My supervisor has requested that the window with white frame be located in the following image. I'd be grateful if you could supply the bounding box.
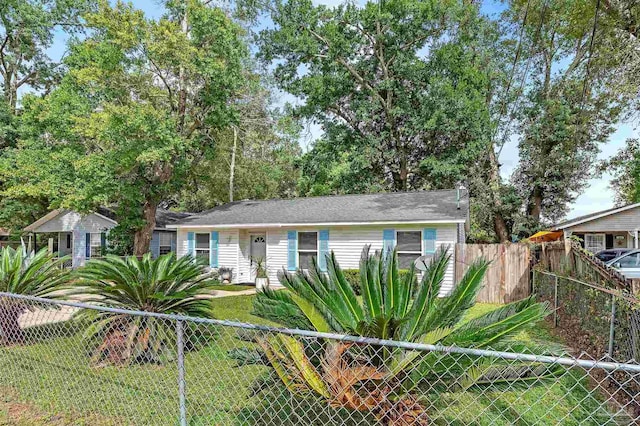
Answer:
[89,233,102,258]
[159,232,173,255]
[298,231,318,270]
[584,234,605,254]
[195,233,209,261]
[397,231,422,269]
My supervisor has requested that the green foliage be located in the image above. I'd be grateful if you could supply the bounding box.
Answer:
[341,268,414,296]
[71,253,218,364]
[0,247,71,295]
[260,0,493,193]
[1,0,249,248]
[599,138,640,205]
[251,246,555,420]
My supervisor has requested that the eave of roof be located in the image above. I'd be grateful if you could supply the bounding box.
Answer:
[166,218,467,229]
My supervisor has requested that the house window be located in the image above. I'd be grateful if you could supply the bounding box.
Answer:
[195,233,210,261]
[66,234,71,249]
[584,234,605,254]
[159,232,172,255]
[298,231,318,270]
[90,233,102,258]
[397,231,422,269]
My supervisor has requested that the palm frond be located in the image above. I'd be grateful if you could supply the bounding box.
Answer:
[359,245,383,321]
[445,296,552,348]
[426,257,489,330]
[398,246,450,341]
[252,287,311,329]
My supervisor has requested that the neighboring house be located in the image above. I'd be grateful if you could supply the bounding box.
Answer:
[554,203,640,253]
[168,190,469,295]
[23,208,191,267]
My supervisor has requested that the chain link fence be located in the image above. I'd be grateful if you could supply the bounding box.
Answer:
[534,269,640,420]
[1,291,640,425]
[534,269,640,363]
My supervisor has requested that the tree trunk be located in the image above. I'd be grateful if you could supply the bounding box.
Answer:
[229,126,237,202]
[177,1,188,132]
[0,298,25,344]
[133,201,158,256]
[487,146,510,243]
[527,185,544,221]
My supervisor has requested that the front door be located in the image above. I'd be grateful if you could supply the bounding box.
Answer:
[250,234,267,281]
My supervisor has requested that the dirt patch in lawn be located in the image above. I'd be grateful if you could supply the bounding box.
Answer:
[0,388,118,426]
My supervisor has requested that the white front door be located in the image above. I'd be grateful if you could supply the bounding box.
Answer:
[250,234,267,281]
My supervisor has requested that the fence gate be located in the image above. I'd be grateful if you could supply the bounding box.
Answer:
[455,243,530,303]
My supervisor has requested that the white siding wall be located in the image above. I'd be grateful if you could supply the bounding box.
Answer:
[219,230,239,283]
[176,223,459,294]
[176,229,240,283]
[33,210,115,233]
[565,206,640,233]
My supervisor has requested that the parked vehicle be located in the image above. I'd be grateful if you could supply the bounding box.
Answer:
[606,249,640,279]
[595,248,634,262]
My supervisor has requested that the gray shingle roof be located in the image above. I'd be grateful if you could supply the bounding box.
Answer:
[171,190,468,227]
[154,209,193,230]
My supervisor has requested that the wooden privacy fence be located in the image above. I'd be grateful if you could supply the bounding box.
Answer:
[455,243,531,304]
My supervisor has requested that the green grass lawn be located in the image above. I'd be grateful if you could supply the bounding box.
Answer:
[0,297,626,425]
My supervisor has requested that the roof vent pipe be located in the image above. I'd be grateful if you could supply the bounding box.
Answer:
[456,183,465,210]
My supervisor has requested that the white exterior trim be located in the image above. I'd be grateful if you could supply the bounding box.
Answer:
[554,203,640,230]
[24,209,64,232]
[167,219,466,229]
[93,212,118,225]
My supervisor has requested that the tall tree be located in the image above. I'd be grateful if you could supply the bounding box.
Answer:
[2,0,247,253]
[0,0,90,232]
[178,83,301,210]
[482,0,629,241]
[260,0,493,193]
[0,0,88,117]
[600,138,640,205]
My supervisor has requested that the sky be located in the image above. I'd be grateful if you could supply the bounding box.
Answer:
[42,0,637,221]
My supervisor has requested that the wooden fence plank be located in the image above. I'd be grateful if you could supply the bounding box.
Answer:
[455,243,530,304]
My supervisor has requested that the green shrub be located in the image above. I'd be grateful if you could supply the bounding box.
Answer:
[342,268,415,295]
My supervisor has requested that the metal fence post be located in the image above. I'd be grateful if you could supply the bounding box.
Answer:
[554,275,559,328]
[532,269,537,296]
[176,319,187,426]
[608,294,616,358]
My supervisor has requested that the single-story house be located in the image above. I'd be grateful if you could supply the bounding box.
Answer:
[24,208,191,267]
[167,190,469,295]
[554,203,640,253]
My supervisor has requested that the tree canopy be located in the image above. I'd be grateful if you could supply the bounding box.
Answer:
[0,0,639,244]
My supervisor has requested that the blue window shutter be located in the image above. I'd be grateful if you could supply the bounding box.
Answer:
[150,232,160,258]
[318,230,329,272]
[287,230,297,271]
[423,228,437,254]
[100,232,106,255]
[187,232,195,258]
[85,233,91,258]
[170,234,176,253]
[383,229,395,255]
[210,231,219,268]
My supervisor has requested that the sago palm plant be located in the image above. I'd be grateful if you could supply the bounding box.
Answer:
[252,246,555,425]
[72,253,217,365]
[0,247,72,344]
